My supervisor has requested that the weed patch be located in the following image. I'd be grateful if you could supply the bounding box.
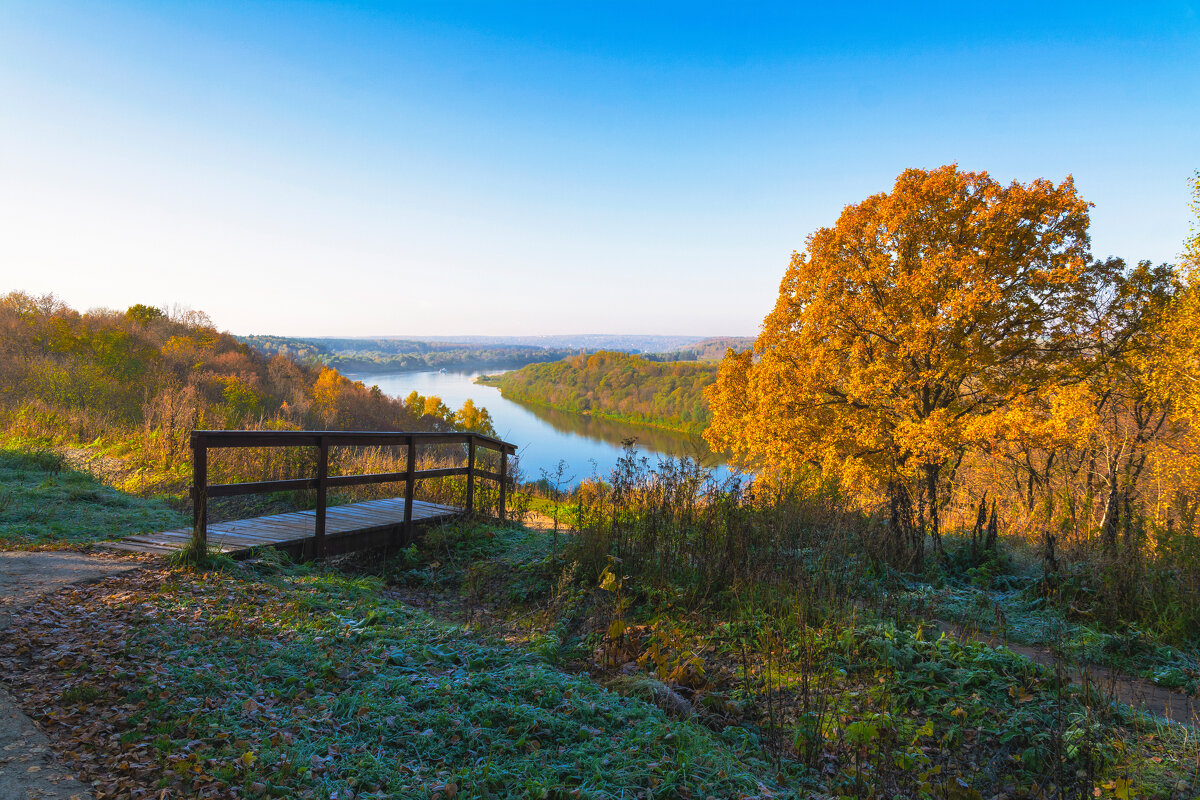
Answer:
[0,446,185,548]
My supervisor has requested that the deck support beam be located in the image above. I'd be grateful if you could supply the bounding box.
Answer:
[466,439,476,513]
[315,436,329,559]
[403,436,416,543]
[191,439,208,553]
[499,450,508,522]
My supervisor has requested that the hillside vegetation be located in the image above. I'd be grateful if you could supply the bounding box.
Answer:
[645,335,755,362]
[0,294,495,497]
[0,447,185,548]
[483,351,717,435]
[0,448,1195,798]
[239,334,583,374]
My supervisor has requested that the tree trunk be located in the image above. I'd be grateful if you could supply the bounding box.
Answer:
[970,493,988,560]
[1100,487,1121,550]
[924,463,942,557]
[888,480,923,570]
[985,501,998,553]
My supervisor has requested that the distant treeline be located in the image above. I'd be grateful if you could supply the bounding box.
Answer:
[0,295,494,494]
[392,334,710,352]
[238,334,583,373]
[643,336,755,362]
[482,351,719,435]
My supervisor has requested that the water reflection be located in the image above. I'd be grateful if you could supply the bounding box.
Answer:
[508,398,721,469]
[344,369,727,486]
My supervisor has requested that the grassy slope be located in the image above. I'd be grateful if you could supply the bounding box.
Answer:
[0,447,185,548]
[3,557,791,799]
[899,574,1200,697]
[0,455,1195,798]
[0,451,784,796]
[2,522,1187,799]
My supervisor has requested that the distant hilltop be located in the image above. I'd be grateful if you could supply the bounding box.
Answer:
[234,333,754,374]
[237,333,755,358]
[647,336,756,361]
[369,334,746,354]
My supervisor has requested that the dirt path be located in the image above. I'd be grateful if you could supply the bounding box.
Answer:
[519,510,565,534]
[0,551,140,800]
[932,618,1199,726]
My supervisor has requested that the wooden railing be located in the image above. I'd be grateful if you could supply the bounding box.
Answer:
[190,430,517,557]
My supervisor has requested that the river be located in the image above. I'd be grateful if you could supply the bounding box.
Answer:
[342,370,727,486]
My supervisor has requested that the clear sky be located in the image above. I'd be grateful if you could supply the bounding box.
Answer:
[1,2,1197,337]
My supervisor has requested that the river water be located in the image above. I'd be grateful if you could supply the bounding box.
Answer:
[343,370,727,486]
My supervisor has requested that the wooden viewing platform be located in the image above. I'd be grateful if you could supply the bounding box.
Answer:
[104,429,517,559]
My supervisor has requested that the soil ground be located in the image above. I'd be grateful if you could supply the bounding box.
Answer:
[931,617,1199,726]
[0,551,139,800]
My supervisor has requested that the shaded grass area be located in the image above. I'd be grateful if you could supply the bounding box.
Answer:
[0,558,793,799]
[0,518,1196,798]
[386,522,1200,798]
[896,542,1200,697]
[0,446,186,548]
[0,448,1196,798]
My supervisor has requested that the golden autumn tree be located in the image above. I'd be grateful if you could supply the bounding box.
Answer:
[979,257,1178,547]
[453,398,497,436]
[1163,171,1200,417]
[312,366,351,427]
[706,165,1102,563]
[1149,171,1200,525]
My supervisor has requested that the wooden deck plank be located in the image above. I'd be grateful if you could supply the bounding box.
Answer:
[234,517,316,533]
[212,521,311,539]
[106,497,465,558]
[334,503,401,516]
[219,515,318,531]
[98,541,181,554]
[100,540,242,555]
[125,533,272,549]
[327,512,388,528]
[193,523,303,541]
[127,530,192,541]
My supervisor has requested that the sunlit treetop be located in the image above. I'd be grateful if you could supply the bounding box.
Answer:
[706,164,1171,552]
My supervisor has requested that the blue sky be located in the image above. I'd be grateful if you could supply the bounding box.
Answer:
[1,1,1197,336]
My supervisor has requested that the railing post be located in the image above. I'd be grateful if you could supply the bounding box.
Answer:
[191,436,207,553]
[315,436,328,559]
[499,449,508,522]
[466,437,476,513]
[403,435,416,542]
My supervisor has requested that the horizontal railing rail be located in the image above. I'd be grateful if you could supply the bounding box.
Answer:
[190,429,515,558]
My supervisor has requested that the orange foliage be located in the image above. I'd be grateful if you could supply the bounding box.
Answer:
[706,164,1190,554]
[0,294,493,475]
